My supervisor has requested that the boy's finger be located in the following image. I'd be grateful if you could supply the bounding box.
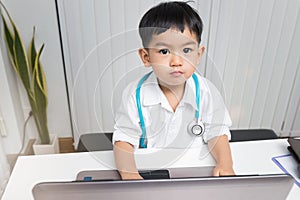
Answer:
[213,168,220,176]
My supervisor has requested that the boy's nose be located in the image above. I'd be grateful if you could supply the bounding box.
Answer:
[170,53,183,67]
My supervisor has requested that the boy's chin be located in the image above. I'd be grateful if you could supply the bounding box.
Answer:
[158,78,187,88]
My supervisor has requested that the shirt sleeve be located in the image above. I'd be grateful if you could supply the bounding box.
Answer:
[112,82,142,148]
[200,78,232,143]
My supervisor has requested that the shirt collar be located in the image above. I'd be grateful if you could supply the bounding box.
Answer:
[142,72,198,111]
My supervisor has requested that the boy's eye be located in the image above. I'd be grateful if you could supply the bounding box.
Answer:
[159,49,170,55]
[183,48,192,54]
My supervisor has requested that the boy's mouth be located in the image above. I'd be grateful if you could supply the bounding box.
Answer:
[170,71,183,77]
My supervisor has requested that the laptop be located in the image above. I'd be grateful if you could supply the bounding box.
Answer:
[288,138,300,178]
[32,168,294,200]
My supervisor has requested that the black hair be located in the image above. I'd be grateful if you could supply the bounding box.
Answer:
[138,1,203,47]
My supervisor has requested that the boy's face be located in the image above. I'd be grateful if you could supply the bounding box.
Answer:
[139,28,205,88]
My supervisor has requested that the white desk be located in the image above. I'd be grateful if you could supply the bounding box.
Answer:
[2,139,300,200]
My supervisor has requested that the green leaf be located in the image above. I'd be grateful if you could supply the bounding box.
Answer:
[1,1,30,91]
[1,13,17,71]
[28,27,36,75]
[33,44,47,112]
[13,23,31,92]
[33,45,49,144]
[33,44,47,99]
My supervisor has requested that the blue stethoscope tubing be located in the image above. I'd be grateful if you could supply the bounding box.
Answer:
[136,71,202,148]
[136,72,153,148]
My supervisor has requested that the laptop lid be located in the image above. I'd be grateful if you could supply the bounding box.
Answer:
[32,173,293,200]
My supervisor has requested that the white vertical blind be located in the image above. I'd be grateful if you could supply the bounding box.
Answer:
[206,0,300,136]
[58,0,300,145]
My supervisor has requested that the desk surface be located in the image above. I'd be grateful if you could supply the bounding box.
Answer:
[2,139,300,200]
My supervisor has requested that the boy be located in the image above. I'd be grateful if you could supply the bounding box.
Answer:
[113,1,235,180]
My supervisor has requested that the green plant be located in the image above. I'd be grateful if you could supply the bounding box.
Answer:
[0,1,50,144]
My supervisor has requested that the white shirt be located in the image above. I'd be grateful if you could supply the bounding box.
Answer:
[113,72,232,149]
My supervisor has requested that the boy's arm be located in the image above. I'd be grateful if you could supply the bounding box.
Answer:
[114,141,143,180]
[208,135,235,176]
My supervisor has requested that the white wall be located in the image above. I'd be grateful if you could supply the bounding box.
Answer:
[58,0,300,146]
[0,51,12,199]
[0,0,72,154]
[0,39,24,154]
[0,136,10,198]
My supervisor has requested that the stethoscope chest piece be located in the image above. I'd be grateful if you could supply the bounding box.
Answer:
[188,120,205,136]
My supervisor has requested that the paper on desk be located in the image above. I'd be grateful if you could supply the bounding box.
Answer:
[272,154,300,187]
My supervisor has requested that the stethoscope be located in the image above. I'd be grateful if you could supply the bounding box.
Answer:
[136,71,205,148]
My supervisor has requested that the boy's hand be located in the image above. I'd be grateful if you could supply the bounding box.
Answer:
[114,141,144,180]
[213,164,235,176]
[208,135,235,176]
[120,171,144,180]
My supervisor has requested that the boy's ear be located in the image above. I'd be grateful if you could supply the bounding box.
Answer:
[197,45,206,65]
[138,48,151,67]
